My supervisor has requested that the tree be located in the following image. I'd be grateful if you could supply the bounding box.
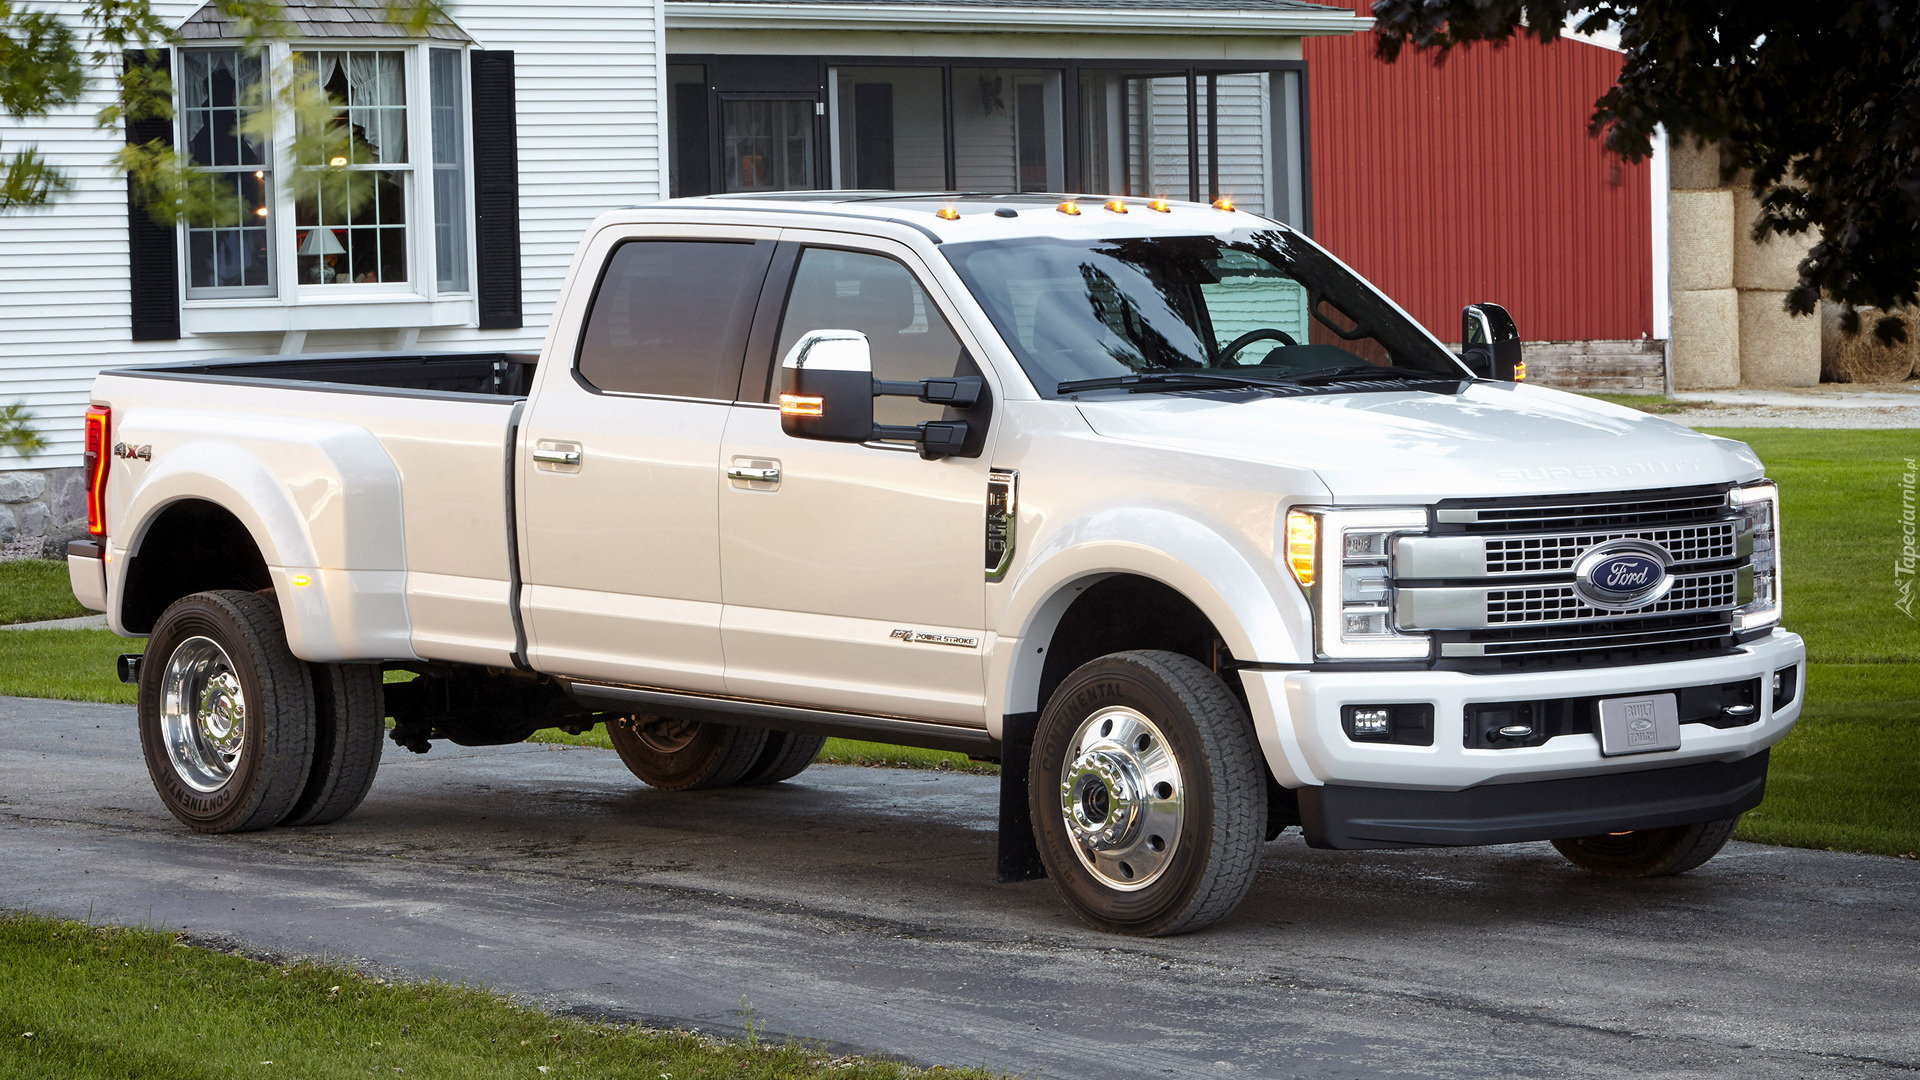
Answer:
[0,402,44,457]
[2,0,442,223]
[1369,1,1920,341]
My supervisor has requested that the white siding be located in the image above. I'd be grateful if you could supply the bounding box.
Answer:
[0,0,662,470]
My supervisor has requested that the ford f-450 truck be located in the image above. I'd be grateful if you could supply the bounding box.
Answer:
[71,193,1803,935]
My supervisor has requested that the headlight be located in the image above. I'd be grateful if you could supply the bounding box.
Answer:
[1731,480,1782,631]
[1285,506,1430,659]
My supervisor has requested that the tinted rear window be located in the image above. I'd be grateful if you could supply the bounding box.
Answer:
[576,240,769,399]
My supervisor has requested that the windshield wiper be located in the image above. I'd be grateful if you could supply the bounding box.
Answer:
[1276,363,1465,385]
[1055,370,1290,395]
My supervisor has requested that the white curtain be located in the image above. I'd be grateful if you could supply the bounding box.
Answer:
[309,51,408,165]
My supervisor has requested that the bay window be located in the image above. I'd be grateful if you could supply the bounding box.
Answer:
[178,41,473,306]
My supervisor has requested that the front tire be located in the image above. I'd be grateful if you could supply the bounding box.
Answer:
[1551,816,1741,878]
[605,714,769,791]
[137,590,315,834]
[1029,650,1265,936]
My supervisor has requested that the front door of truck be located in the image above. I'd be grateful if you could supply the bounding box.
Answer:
[718,236,997,725]
[519,227,775,692]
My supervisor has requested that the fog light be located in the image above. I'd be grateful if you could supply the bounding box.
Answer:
[1341,704,1435,746]
[1349,707,1391,739]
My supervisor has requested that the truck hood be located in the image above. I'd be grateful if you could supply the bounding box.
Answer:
[1074,382,1764,502]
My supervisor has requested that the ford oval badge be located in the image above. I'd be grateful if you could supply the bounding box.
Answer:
[1571,540,1674,611]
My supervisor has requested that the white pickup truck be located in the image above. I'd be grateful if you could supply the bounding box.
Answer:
[71,192,1804,935]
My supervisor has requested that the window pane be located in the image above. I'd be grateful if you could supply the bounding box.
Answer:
[430,48,468,292]
[186,170,272,292]
[830,67,945,191]
[775,248,964,425]
[576,241,766,399]
[722,100,814,192]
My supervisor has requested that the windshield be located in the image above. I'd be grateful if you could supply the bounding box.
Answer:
[942,229,1466,395]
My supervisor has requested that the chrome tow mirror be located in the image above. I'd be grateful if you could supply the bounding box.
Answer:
[779,328,986,459]
[1460,302,1525,381]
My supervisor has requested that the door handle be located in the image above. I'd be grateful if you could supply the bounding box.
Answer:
[533,448,581,466]
[726,465,781,483]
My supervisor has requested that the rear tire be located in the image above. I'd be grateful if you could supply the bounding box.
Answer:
[605,714,768,791]
[1029,650,1264,936]
[736,731,826,785]
[137,590,315,834]
[283,662,384,827]
[1551,815,1741,878]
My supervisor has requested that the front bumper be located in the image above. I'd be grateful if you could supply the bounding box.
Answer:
[1298,749,1770,849]
[1241,628,1805,791]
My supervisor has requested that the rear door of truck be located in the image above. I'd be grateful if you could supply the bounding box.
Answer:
[516,223,777,692]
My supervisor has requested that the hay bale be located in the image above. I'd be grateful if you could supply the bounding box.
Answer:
[1669,138,1727,191]
[1821,305,1917,383]
[1670,288,1741,389]
[1738,292,1821,386]
[1669,191,1735,291]
[1733,189,1813,292]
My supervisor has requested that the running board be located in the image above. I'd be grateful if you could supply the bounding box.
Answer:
[561,680,999,758]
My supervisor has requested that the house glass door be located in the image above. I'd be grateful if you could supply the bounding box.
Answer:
[722,96,818,192]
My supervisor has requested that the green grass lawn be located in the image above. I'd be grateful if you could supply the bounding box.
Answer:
[0,912,989,1080]
[1,428,1911,854]
[1700,428,1919,857]
[0,559,91,625]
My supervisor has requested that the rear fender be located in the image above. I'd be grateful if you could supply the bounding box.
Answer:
[113,411,414,662]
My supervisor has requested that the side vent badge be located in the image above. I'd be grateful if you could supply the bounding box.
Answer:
[986,469,1018,581]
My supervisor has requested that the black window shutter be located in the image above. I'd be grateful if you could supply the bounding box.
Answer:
[470,50,522,331]
[126,49,179,342]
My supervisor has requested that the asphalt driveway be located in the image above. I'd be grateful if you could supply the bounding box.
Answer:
[2,695,1915,1079]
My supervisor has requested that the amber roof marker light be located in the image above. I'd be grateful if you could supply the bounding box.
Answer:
[1056,200,1081,216]
[935,206,960,221]
[1211,196,1235,212]
[1147,199,1172,213]
[1104,199,1128,213]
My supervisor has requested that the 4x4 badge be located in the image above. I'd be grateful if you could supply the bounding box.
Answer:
[112,442,151,461]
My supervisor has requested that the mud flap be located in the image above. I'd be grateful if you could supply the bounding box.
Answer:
[996,711,1047,883]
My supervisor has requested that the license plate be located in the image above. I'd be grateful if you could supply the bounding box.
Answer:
[1597,693,1680,756]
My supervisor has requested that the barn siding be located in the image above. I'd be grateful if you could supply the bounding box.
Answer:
[0,0,662,471]
[1303,5,1652,344]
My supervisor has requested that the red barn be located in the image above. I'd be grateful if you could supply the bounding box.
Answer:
[1304,6,1665,389]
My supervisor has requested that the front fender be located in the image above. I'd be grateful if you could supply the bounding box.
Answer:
[112,409,414,662]
[989,506,1317,787]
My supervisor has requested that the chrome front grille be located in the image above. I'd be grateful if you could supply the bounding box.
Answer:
[1484,522,1738,575]
[1404,484,1748,668]
[1485,570,1740,624]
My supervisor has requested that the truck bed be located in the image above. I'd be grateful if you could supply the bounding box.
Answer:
[105,351,540,399]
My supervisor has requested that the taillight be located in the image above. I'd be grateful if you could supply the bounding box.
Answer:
[84,405,110,537]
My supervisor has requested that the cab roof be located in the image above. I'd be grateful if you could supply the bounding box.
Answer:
[624,191,1283,244]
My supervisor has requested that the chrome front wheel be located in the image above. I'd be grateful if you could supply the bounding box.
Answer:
[1059,707,1184,891]
[158,636,248,793]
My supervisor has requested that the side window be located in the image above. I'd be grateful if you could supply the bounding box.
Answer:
[774,248,965,426]
[577,240,768,399]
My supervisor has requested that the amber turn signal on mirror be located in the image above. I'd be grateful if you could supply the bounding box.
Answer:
[778,394,824,417]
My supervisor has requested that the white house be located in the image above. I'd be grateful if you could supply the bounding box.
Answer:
[0,0,1364,543]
